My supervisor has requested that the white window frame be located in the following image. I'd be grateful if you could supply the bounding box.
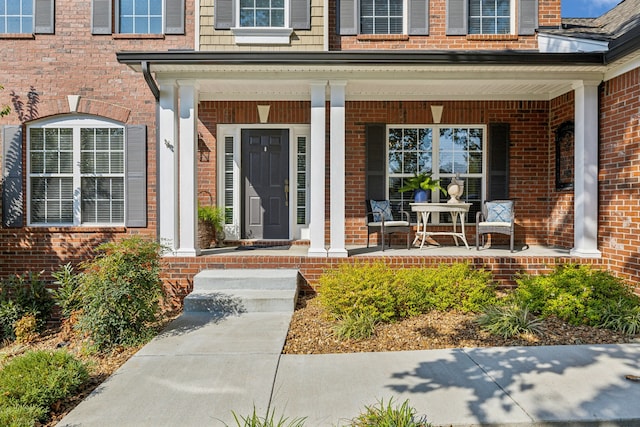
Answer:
[231,0,293,44]
[217,124,310,240]
[359,0,407,35]
[115,0,164,34]
[27,116,126,227]
[0,0,33,34]
[386,124,486,224]
[468,0,515,35]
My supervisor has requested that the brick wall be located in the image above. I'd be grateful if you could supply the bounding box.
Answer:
[599,68,640,288]
[330,0,561,50]
[0,0,195,279]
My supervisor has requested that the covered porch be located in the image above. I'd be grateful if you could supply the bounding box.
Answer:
[117,51,606,260]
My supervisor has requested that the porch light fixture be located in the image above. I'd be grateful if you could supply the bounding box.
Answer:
[430,105,443,124]
[257,104,270,123]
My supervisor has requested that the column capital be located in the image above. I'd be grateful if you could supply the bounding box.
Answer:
[572,79,602,90]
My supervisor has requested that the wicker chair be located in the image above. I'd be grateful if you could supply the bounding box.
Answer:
[366,200,411,251]
[476,200,515,252]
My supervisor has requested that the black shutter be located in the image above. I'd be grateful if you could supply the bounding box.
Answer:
[488,123,510,201]
[165,0,185,34]
[2,126,24,228]
[365,123,386,201]
[34,0,54,34]
[446,0,467,35]
[338,0,357,35]
[518,0,538,35]
[215,0,234,29]
[291,0,310,29]
[125,125,147,227]
[408,0,428,35]
[92,0,112,34]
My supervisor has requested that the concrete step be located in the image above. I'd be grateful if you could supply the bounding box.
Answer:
[184,269,300,314]
[192,269,299,291]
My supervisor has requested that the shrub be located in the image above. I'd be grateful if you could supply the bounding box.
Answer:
[333,311,379,340]
[319,262,399,322]
[513,264,640,326]
[476,305,543,338]
[14,314,38,344]
[50,263,82,319]
[75,236,165,351]
[0,350,88,421]
[0,272,53,341]
[395,264,496,314]
[0,403,47,427]
[347,398,430,427]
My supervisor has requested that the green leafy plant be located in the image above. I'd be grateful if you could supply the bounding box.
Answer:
[398,172,447,195]
[75,236,165,351]
[476,305,543,338]
[0,350,88,422]
[333,311,379,340]
[0,272,53,341]
[513,264,640,326]
[0,402,47,427]
[13,314,38,344]
[599,300,640,335]
[51,262,82,319]
[346,398,430,427]
[198,205,226,234]
[227,407,307,427]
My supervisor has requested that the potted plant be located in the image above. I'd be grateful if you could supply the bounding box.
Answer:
[398,172,447,202]
[198,205,226,248]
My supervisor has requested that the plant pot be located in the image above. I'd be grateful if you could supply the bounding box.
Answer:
[198,219,215,249]
[414,189,430,203]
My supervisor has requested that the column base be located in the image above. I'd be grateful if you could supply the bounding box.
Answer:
[307,247,328,258]
[175,248,200,257]
[570,247,602,258]
[328,248,348,258]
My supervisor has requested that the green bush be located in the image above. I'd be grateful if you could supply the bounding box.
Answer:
[513,264,640,326]
[50,263,82,319]
[75,236,164,351]
[0,350,88,421]
[319,262,399,322]
[0,272,53,341]
[476,305,543,338]
[346,398,430,427]
[319,262,496,328]
[395,264,496,314]
[0,402,46,427]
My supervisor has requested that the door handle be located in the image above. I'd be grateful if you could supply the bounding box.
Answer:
[284,179,289,207]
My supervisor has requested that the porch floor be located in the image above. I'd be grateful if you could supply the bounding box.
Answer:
[201,243,572,258]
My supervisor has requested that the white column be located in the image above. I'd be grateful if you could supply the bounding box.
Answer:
[308,82,328,257]
[158,81,179,254]
[177,80,199,257]
[571,80,601,258]
[328,81,348,257]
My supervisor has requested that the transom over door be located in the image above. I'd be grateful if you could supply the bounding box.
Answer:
[241,129,290,239]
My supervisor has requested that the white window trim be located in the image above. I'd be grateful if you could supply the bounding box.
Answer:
[115,0,165,34]
[468,0,516,35]
[358,0,408,35]
[386,124,486,224]
[27,116,126,227]
[231,0,292,44]
[217,124,310,240]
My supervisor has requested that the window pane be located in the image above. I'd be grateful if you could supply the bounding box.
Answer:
[255,10,269,26]
[271,9,284,27]
[134,0,149,14]
[120,0,134,14]
[149,17,162,33]
[59,152,73,174]
[31,152,44,173]
[96,128,110,151]
[361,0,403,34]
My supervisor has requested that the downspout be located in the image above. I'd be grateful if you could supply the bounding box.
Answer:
[142,61,160,101]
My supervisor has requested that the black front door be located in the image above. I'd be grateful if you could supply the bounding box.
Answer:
[241,129,290,239]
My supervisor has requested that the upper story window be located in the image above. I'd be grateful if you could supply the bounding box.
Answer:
[360,0,403,35]
[469,0,510,35]
[0,0,33,33]
[446,0,537,36]
[91,0,184,35]
[214,0,310,45]
[239,0,285,27]
[118,0,163,34]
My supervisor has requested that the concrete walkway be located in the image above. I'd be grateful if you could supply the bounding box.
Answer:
[59,311,640,427]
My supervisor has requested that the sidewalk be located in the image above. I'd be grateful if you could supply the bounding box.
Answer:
[59,311,640,426]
